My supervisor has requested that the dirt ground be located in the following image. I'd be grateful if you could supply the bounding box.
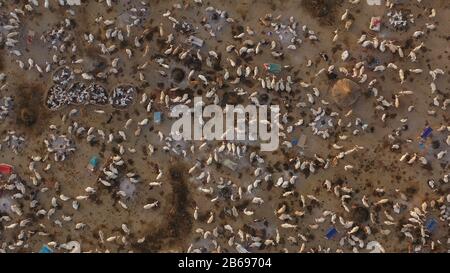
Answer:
[0,0,448,253]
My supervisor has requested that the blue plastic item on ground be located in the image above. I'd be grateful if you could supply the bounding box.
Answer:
[154,112,162,124]
[418,141,425,150]
[291,139,298,146]
[263,63,282,74]
[420,126,432,139]
[425,218,437,233]
[325,227,338,239]
[39,245,53,253]
[87,156,99,172]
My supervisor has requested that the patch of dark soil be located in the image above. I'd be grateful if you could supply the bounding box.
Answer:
[220,91,244,106]
[133,162,192,252]
[171,68,185,83]
[243,222,267,239]
[301,0,343,26]
[218,186,232,200]
[183,54,202,71]
[15,83,51,136]
[0,53,4,71]
[431,140,440,149]
[258,93,271,105]
[352,206,370,224]
[405,186,417,199]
